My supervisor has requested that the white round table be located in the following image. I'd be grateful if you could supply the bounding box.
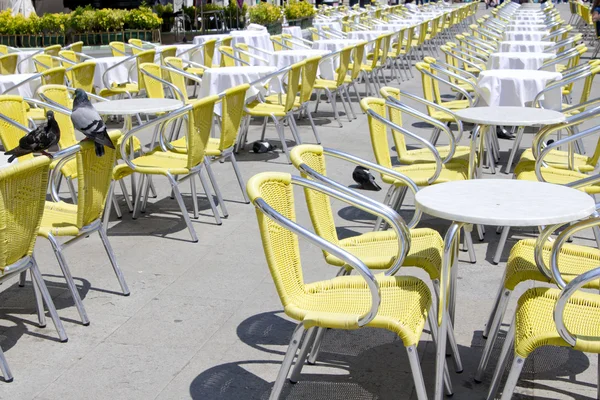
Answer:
[487,52,554,70]
[0,73,40,97]
[503,31,548,41]
[506,24,549,31]
[416,178,596,400]
[272,49,334,80]
[499,40,554,53]
[312,39,362,53]
[476,69,562,108]
[313,20,342,33]
[230,31,274,65]
[14,50,38,73]
[283,26,302,39]
[94,56,136,91]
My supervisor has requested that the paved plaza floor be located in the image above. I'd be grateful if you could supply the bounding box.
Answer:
[1,3,599,399]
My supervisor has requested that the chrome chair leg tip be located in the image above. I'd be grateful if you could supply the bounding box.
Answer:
[455,369,463,374]
[3,377,14,383]
[122,292,131,297]
[474,378,482,384]
[38,324,46,328]
[60,338,68,343]
[83,321,90,327]
[192,239,199,243]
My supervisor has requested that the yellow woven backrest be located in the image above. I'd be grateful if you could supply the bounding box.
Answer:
[37,85,77,149]
[186,95,219,169]
[300,56,321,104]
[41,67,66,86]
[415,62,438,115]
[284,61,304,112]
[219,84,249,151]
[235,43,250,65]
[404,26,415,52]
[44,44,61,58]
[128,39,143,55]
[350,42,366,80]
[202,39,217,67]
[271,35,284,51]
[220,37,233,47]
[289,145,340,251]
[578,64,600,106]
[59,50,78,64]
[76,131,120,227]
[379,34,392,66]
[69,61,96,93]
[247,171,305,308]
[308,28,319,42]
[135,50,156,92]
[70,41,83,53]
[219,46,236,67]
[368,37,382,70]
[379,86,407,158]
[140,63,165,99]
[0,45,8,55]
[417,21,428,44]
[164,57,188,102]
[0,96,32,162]
[110,41,126,57]
[33,54,53,72]
[336,46,353,87]
[0,156,50,271]
[360,97,392,169]
[160,46,177,65]
[0,53,17,75]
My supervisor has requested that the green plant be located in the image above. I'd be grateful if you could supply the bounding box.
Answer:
[154,3,174,18]
[249,2,282,26]
[224,2,247,28]
[96,8,125,31]
[284,0,316,20]
[124,6,162,30]
[39,13,67,33]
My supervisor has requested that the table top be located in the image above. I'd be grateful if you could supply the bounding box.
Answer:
[94,98,183,115]
[479,69,560,80]
[415,180,595,226]
[454,106,565,126]
[491,52,554,59]
[500,40,553,45]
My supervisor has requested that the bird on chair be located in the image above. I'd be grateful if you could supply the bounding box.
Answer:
[4,110,60,162]
[71,88,115,157]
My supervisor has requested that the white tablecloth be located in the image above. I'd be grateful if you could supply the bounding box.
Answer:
[0,73,40,98]
[512,16,546,21]
[506,24,549,31]
[487,52,555,70]
[14,50,38,73]
[499,40,554,53]
[477,69,562,109]
[509,19,547,25]
[503,31,548,41]
[93,56,136,91]
[314,20,343,34]
[230,31,274,66]
[283,26,302,39]
[272,49,334,80]
[199,66,278,110]
[312,39,362,54]
[193,33,230,66]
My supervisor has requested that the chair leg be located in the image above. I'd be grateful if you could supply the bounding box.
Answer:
[132,174,146,220]
[286,114,302,145]
[118,179,134,212]
[0,346,13,383]
[486,322,515,400]
[305,107,321,144]
[229,153,250,203]
[337,89,352,123]
[274,120,292,164]
[307,326,326,365]
[352,81,363,107]
[18,271,26,287]
[406,345,430,400]
[30,257,68,342]
[204,160,228,218]
[47,234,90,326]
[31,269,46,328]
[476,287,512,383]
[98,225,130,296]
[343,86,357,119]
[326,89,343,128]
[190,176,199,219]
[270,323,305,400]
[464,227,477,263]
[289,327,317,383]
[427,309,454,395]
[499,356,525,400]
[166,173,200,241]
[66,178,77,204]
[504,127,525,174]
[493,226,510,265]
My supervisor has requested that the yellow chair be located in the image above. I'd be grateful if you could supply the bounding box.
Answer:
[0,44,8,55]
[98,49,156,98]
[314,46,355,126]
[44,44,61,58]
[169,84,251,204]
[66,61,96,93]
[380,86,471,165]
[488,219,600,400]
[33,54,54,72]
[0,96,35,163]
[247,170,435,400]
[113,95,223,242]
[244,61,305,163]
[109,41,127,57]
[38,131,129,326]
[128,38,144,55]
[68,41,83,54]
[0,53,17,75]
[415,61,474,115]
[0,156,69,382]
[178,39,217,77]
[218,46,239,67]
[164,57,201,103]
[159,45,177,65]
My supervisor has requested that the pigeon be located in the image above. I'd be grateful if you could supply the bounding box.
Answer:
[70,88,115,157]
[352,166,382,191]
[5,111,60,163]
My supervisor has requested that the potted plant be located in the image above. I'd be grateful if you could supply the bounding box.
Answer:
[284,0,316,29]
[124,6,162,42]
[96,8,125,45]
[154,2,174,32]
[224,2,247,30]
[40,13,67,46]
[15,13,41,47]
[249,2,283,34]
[69,8,100,46]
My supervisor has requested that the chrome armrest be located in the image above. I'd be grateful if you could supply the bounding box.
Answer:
[16,49,43,73]
[162,64,203,86]
[366,107,443,185]
[1,71,43,95]
[234,47,269,65]
[49,145,82,202]
[220,48,250,66]
[420,65,476,106]
[139,67,186,103]
[64,87,108,103]
[102,53,137,90]
[532,69,590,108]
[252,180,380,327]
[180,59,211,71]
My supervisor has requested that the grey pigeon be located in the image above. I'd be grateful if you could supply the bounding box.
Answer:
[5,111,60,163]
[71,88,115,157]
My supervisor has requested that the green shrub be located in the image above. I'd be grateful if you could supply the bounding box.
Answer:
[249,2,282,26]
[284,0,315,20]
